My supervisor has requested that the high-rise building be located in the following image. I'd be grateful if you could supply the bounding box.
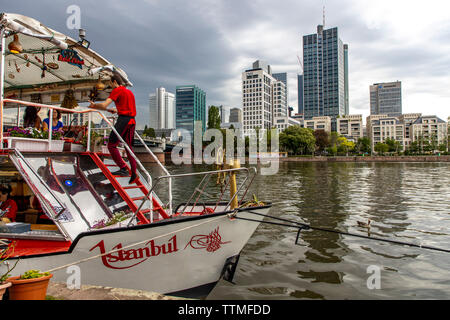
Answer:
[297,74,304,115]
[175,85,206,135]
[273,72,288,108]
[272,80,287,118]
[229,108,243,123]
[242,60,277,134]
[219,105,230,124]
[149,87,175,130]
[370,81,402,115]
[303,25,348,120]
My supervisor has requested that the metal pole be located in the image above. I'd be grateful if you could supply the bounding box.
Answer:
[0,28,6,149]
[48,108,53,151]
[87,112,92,151]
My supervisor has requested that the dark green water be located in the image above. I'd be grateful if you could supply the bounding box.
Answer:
[146,161,450,300]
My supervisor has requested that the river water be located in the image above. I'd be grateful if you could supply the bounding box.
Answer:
[145,161,450,300]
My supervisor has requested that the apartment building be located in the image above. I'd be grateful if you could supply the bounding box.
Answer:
[336,114,363,142]
[410,115,447,146]
[304,116,332,133]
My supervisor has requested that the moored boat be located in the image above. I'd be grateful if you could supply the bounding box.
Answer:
[0,13,270,298]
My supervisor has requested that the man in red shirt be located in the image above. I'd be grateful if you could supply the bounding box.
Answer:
[89,74,138,184]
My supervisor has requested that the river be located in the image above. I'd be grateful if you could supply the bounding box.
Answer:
[145,161,450,300]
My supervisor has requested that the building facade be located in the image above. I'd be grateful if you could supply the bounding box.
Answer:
[304,116,332,133]
[410,115,447,146]
[302,25,348,120]
[175,85,206,136]
[229,107,243,123]
[297,74,304,116]
[336,114,363,142]
[242,60,277,134]
[370,81,402,115]
[149,87,175,130]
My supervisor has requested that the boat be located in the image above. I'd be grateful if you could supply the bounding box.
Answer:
[0,13,271,298]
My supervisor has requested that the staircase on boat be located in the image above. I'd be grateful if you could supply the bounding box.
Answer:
[89,152,169,224]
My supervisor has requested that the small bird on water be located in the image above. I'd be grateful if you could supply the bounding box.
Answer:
[357,219,371,228]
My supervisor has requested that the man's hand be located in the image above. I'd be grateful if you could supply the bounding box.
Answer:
[88,100,96,109]
[108,107,117,114]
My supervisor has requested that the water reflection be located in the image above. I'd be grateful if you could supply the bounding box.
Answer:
[144,161,450,299]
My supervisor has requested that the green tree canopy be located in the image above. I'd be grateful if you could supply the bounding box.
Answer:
[280,126,316,155]
[207,106,221,130]
[313,130,330,153]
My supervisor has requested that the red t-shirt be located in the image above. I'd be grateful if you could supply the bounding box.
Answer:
[1,199,18,222]
[108,86,137,117]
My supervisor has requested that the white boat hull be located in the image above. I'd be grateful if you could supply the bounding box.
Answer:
[2,206,270,298]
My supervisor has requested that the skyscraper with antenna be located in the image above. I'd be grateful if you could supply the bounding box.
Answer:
[302,11,349,120]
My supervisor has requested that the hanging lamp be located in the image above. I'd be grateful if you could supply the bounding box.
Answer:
[8,34,23,54]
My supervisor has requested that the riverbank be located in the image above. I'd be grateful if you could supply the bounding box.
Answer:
[45,282,188,300]
[280,155,450,162]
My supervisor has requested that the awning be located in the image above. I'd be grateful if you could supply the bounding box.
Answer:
[0,13,132,105]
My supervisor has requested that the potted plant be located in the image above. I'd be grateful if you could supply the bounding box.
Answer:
[7,269,53,300]
[0,242,19,300]
[92,211,133,230]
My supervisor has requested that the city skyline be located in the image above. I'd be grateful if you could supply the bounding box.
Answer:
[2,0,449,128]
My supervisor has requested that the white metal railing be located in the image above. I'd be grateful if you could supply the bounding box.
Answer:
[1,98,172,217]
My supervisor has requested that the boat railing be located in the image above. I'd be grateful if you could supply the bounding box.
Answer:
[128,166,257,225]
[1,98,170,216]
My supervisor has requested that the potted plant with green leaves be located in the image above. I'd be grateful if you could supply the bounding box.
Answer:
[0,241,19,300]
[7,269,53,300]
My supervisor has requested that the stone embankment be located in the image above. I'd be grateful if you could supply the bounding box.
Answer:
[280,155,450,162]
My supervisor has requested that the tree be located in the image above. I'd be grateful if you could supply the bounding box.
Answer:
[280,126,316,155]
[143,127,155,138]
[337,136,355,156]
[356,137,371,154]
[374,142,389,155]
[385,138,402,154]
[313,130,330,153]
[207,106,221,130]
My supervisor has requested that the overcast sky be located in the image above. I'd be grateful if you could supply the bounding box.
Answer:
[3,0,450,128]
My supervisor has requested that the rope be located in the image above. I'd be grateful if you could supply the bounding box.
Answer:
[241,210,450,254]
[44,215,226,274]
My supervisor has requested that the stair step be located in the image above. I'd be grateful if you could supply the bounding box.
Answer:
[123,185,144,190]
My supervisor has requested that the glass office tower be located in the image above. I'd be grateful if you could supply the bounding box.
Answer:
[175,85,206,136]
[303,25,348,120]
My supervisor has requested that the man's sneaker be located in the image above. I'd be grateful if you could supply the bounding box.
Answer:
[129,172,138,184]
[111,167,129,177]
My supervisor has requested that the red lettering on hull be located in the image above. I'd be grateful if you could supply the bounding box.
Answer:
[90,236,178,270]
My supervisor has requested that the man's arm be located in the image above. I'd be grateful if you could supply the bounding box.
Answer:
[89,98,117,113]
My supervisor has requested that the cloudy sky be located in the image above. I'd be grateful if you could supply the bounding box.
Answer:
[3,0,450,128]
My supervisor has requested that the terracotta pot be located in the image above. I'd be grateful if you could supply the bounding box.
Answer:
[0,281,12,300]
[7,274,53,300]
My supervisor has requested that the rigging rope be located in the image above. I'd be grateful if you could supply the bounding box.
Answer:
[237,210,450,254]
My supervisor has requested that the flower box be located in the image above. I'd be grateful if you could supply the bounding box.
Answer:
[6,137,65,152]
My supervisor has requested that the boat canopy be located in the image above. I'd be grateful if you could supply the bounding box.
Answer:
[0,13,132,106]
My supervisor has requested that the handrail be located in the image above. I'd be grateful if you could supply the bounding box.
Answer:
[128,167,256,226]
[2,98,168,215]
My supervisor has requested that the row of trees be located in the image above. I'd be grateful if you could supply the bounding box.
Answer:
[279,126,371,156]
